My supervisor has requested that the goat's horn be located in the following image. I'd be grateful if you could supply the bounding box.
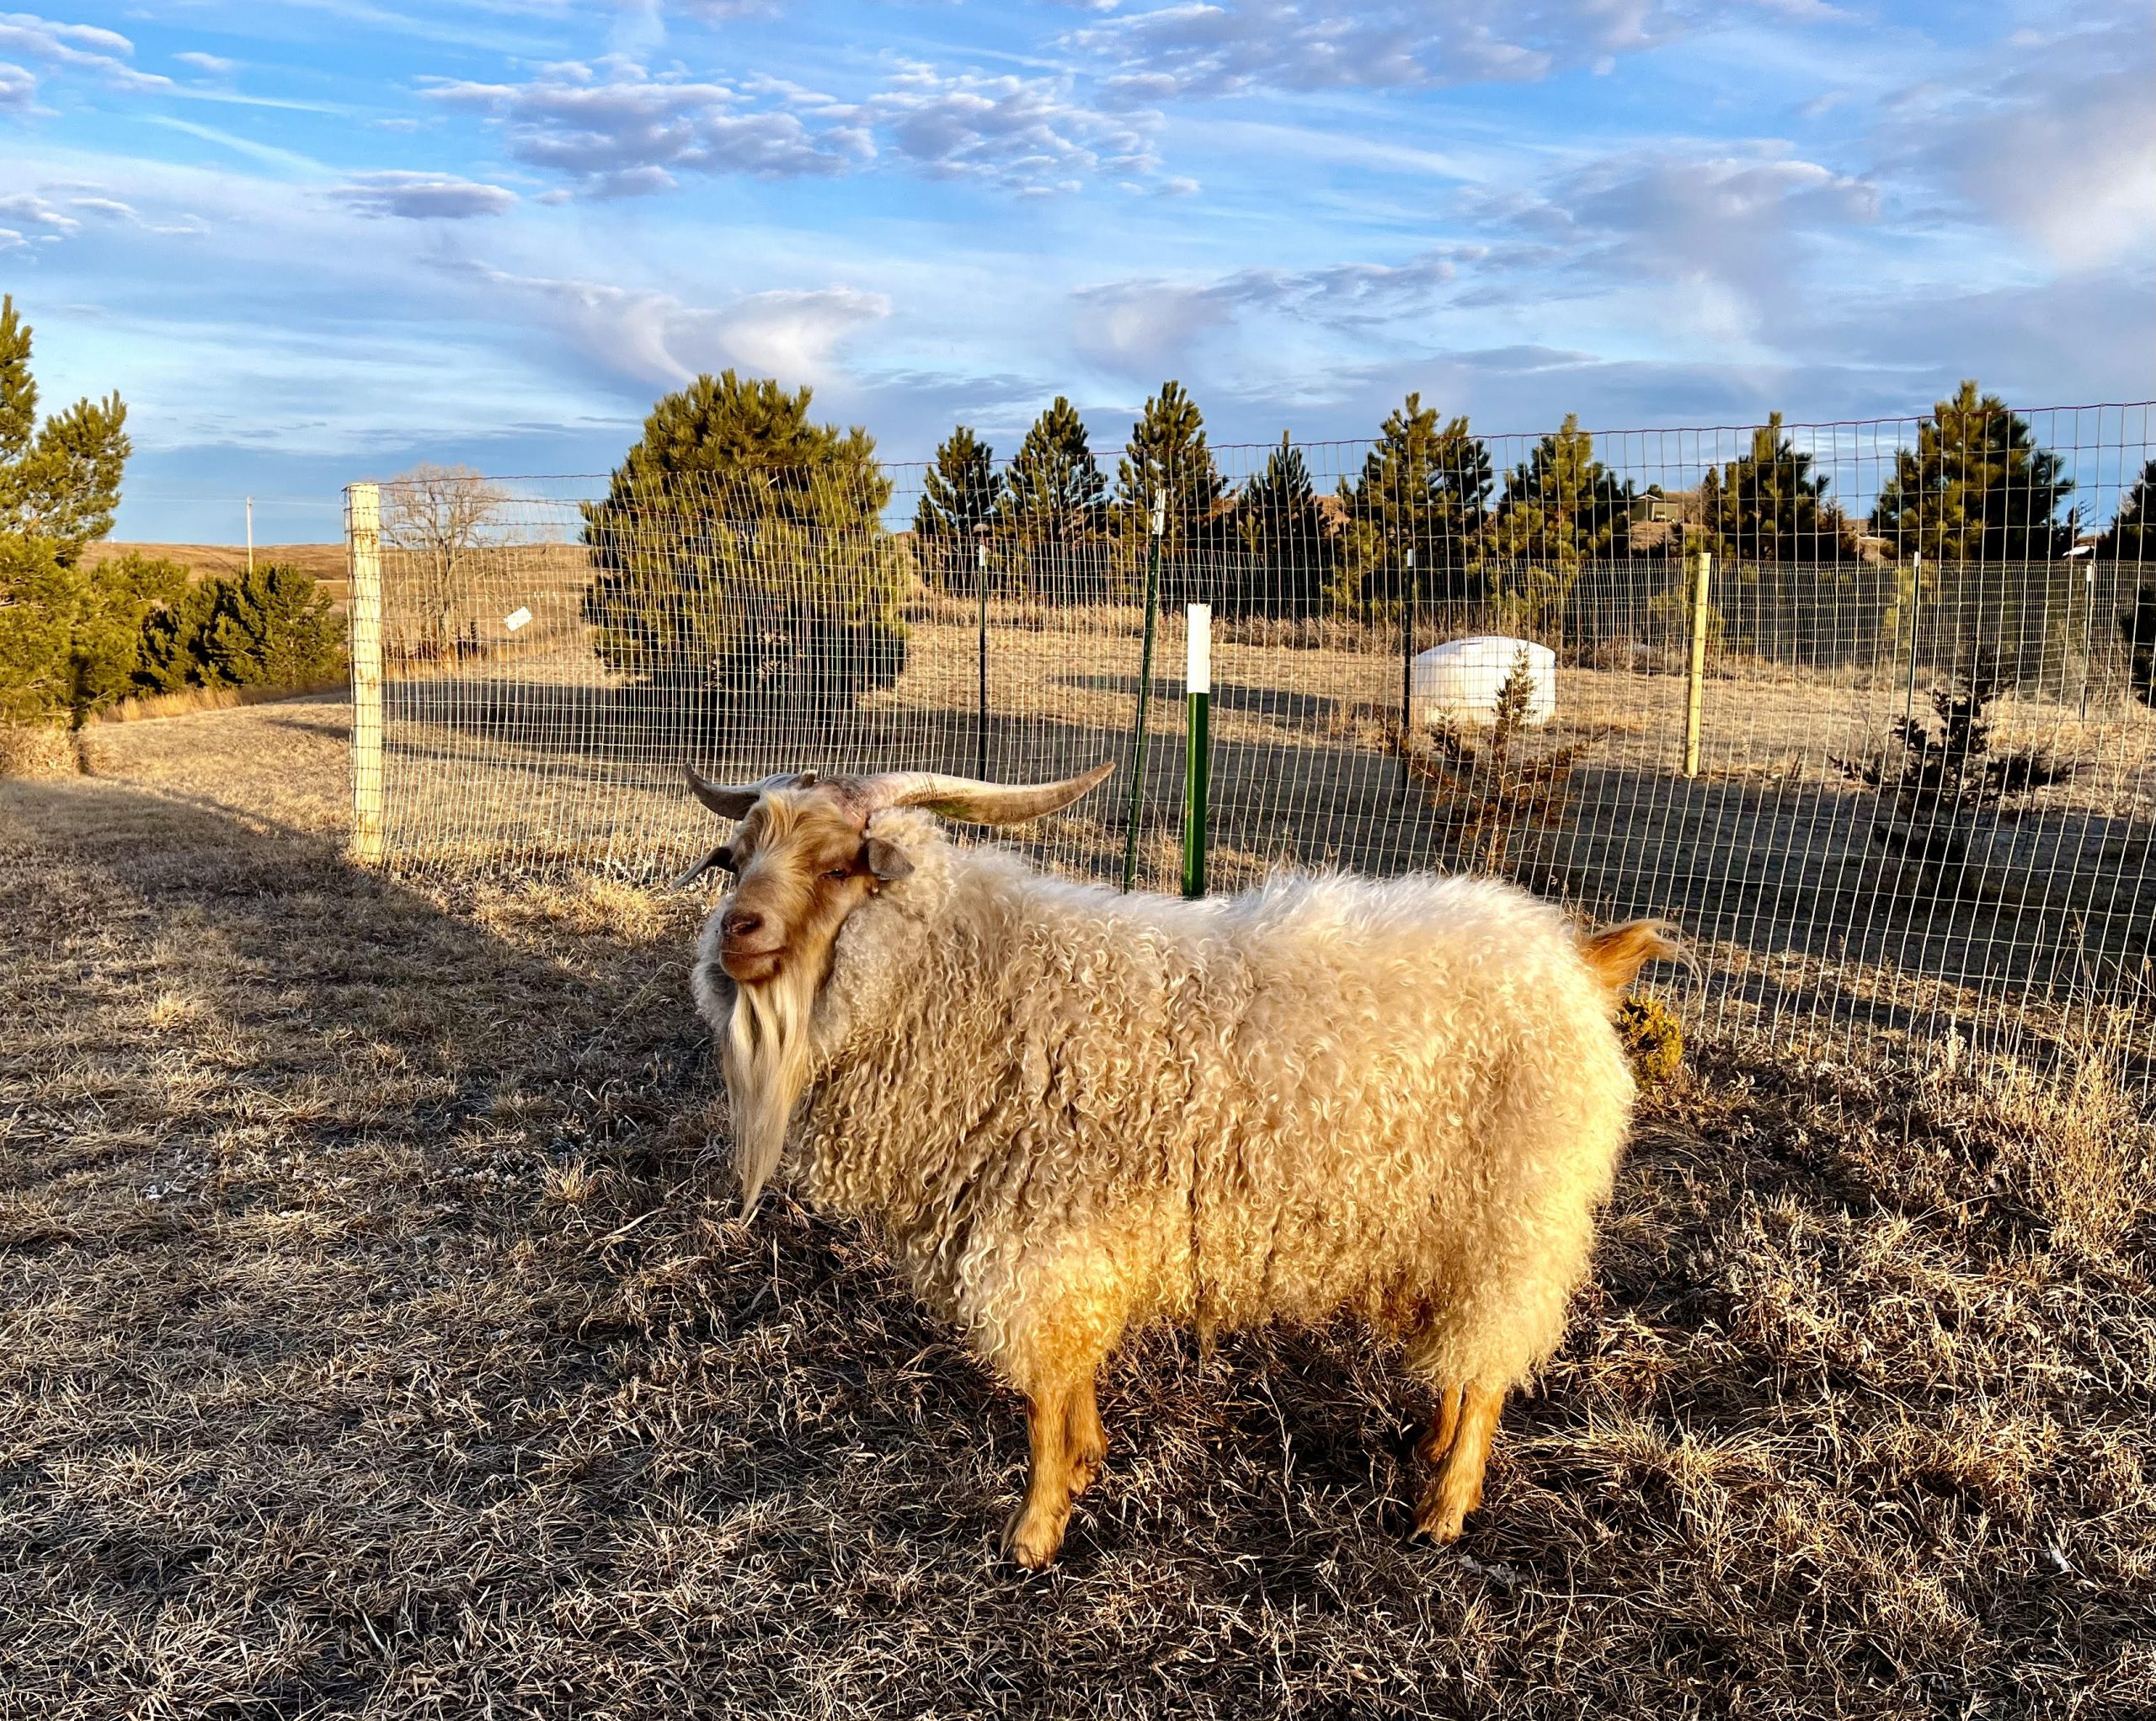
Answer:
[683,764,819,818]
[857,762,1114,826]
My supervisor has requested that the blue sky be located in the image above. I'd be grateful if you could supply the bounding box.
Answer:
[2,1,2150,540]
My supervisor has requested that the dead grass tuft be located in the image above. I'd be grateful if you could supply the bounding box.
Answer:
[1,699,2149,1718]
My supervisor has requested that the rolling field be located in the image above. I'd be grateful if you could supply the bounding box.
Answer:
[3,698,2152,1718]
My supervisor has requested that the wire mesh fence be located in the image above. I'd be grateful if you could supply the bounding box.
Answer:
[349,404,2156,1085]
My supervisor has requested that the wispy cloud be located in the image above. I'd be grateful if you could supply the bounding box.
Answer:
[450,260,891,387]
[1064,0,1688,102]
[424,52,1164,197]
[328,169,516,218]
[0,11,169,92]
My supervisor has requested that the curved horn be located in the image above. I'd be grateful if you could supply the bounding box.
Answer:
[857,761,1115,826]
[683,764,818,819]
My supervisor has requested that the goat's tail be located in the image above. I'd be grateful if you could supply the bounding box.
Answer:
[1576,918,1688,994]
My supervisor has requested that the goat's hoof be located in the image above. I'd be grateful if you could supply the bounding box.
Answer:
[1413,1495,1469,1545]
[1001,1503,1067,1570]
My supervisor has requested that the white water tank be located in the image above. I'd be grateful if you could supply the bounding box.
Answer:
[1412,635,1557,727]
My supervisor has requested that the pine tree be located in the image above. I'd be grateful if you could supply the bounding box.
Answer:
[1870,382,2073,564]
[913,426,1003,590]
[1231,434,1334,617]
[1704,412,1849,561]
[2095,456,2154,563]
[2121,581,2154,708]
[579,371,905,703]
[1488,414,1634,566]
[0,296,170,732]
[1337,394,1492,609]
[2106,458,2156,707]
[996,397,1107,542]
[1114,380,1225,554]
[0,294,131,563]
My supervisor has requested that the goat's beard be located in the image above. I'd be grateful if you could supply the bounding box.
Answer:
[721,961,819,1216]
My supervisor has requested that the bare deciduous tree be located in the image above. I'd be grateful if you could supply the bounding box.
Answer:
[382,463,508,658]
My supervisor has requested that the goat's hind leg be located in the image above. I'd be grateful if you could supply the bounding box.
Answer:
[1004,1377,1081,1571]
[1412,1379,1504,1544]
[1065,1373,1107,1496]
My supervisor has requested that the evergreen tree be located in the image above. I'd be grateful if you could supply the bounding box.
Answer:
[0,294,131,564]
[139,563,345,692]
[2103,457,2156,707]
[2095,456,2155,563]
[1114,380,1225,554]
[1,542,184,727]
[1870,382,2073,564]
[1487,414,1634,565]
[995,397,1107,542]
[1337,394,1492,609]
[1232,434,1334,617]
[2122,580,2155,709]
[0,297,173,731]
[913,425,1003,590]
[1703,412,1850,561]
[580,371,905,703]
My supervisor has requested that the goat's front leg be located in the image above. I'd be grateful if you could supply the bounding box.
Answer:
[1003,1378,1080,1570]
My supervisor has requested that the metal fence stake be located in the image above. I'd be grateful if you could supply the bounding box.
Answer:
[1400,548,1417,790]
[1184,602,1211,899]
[1122,492,1166,893]
[346,481,384,863]
[975,538,990,779]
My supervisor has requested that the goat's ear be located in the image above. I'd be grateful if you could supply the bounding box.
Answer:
[865,836,914,882]
[673,843,736,888]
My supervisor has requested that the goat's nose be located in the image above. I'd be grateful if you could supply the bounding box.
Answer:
[722,907,762,940]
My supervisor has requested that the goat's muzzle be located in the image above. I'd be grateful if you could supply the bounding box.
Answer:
[718,906,785,984]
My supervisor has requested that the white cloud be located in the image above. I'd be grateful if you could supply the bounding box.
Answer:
[1879,16,2155,270]
[454,261,890,387]
[0,11,169,92]
[1465,147,1878,336]
[424,54,1165,197]
[0,189,81,232]
[1065,1,1684,102]
[174,51,235,77]
[826,61,1161,190]
[1070,247,1486,376]
[424,58,856,195]
[0,57,33,109]
[328,170,518,218]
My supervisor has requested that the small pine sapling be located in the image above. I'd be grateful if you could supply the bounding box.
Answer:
[1401,646,1598,881]
[1834,649,2074,877]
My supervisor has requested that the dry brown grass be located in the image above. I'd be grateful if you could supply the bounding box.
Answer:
[2,700,2151,1718]
[94,681,350,726]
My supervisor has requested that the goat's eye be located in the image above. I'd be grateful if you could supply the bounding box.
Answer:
[825,866,851,881]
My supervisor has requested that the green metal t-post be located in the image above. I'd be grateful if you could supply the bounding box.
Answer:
[1183,602,1211,899]
[975,537,990,780]
[1121,491,1166,893]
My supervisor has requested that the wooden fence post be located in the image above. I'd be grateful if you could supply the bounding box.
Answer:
[1683,548,1712,779]
[347,481,384,863]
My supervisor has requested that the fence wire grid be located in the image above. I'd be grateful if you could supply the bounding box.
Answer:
[348,404,2156,1086]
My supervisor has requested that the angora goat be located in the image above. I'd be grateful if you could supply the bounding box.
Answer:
[680,762,1679,1569]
